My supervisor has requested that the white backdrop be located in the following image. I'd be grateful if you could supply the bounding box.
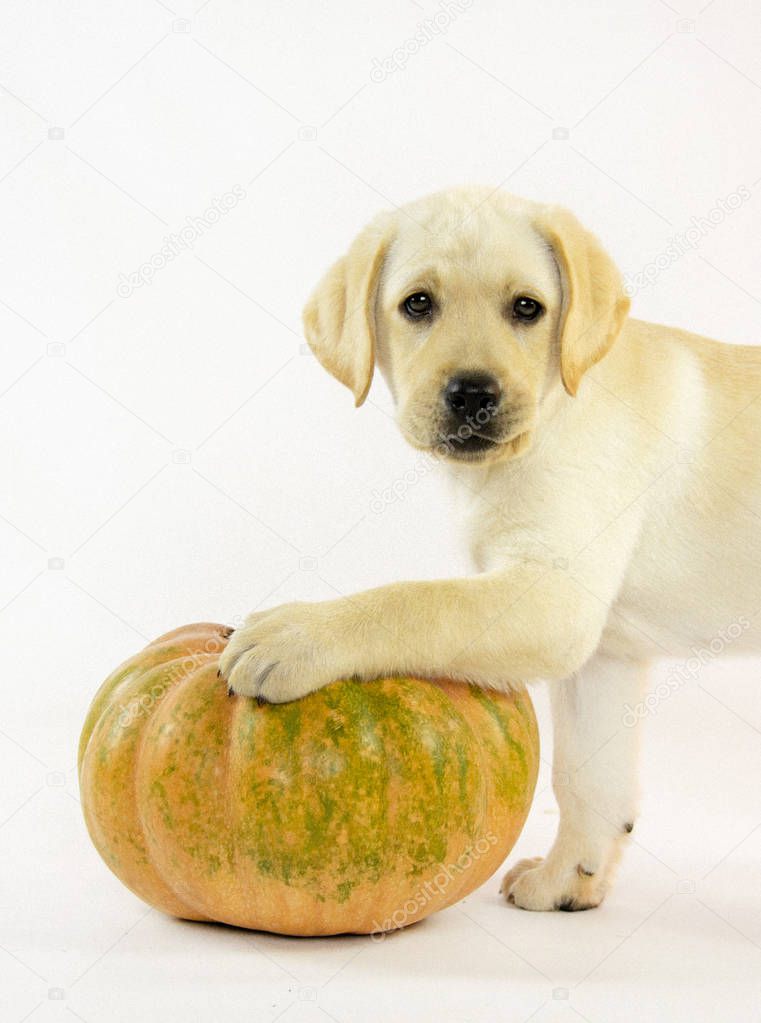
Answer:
[3,1,761,1021]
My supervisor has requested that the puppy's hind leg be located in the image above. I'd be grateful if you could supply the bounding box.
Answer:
[502,653,648,911]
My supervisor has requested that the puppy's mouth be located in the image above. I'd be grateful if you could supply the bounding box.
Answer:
[442,432,503,462]
[436,410,533,461]
[398,401,534,464]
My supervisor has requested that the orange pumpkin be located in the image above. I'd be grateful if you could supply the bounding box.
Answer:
[79,622,539,936]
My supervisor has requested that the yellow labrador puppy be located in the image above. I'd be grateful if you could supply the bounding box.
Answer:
[221,186,761,912]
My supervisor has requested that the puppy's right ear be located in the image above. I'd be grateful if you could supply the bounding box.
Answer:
[302,213,394,407]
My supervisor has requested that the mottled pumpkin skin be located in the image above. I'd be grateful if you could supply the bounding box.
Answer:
[79,623,539,936]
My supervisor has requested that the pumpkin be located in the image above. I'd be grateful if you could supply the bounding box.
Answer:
[79,622,539,936]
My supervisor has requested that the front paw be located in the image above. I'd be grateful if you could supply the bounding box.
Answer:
[219,602,340,703]
[500,856,606,912]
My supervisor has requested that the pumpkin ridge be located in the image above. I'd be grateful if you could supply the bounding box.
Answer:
[78,633,227,771]
[131,653,220,921]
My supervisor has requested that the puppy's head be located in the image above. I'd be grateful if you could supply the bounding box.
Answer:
[303,187,629,465]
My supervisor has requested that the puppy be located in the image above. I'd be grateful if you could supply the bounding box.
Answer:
[220,186,761,911]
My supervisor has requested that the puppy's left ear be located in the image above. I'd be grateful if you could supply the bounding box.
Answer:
[537,206,630,397]
[302,213,394,407]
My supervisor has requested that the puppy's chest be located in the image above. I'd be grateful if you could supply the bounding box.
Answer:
[452,472,554,572]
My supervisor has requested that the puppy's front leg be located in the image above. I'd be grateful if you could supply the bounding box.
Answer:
[502,653,648,911]
[220,568,597,702]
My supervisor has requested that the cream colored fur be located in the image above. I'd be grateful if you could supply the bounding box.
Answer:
[220,187,761,911]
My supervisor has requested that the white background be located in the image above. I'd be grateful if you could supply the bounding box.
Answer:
[2,1,761,1020]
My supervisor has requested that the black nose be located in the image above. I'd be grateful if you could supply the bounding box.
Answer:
[444,374,501,421]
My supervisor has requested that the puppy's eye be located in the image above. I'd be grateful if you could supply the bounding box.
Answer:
[402,292,433,319]
[513,296,543,322]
